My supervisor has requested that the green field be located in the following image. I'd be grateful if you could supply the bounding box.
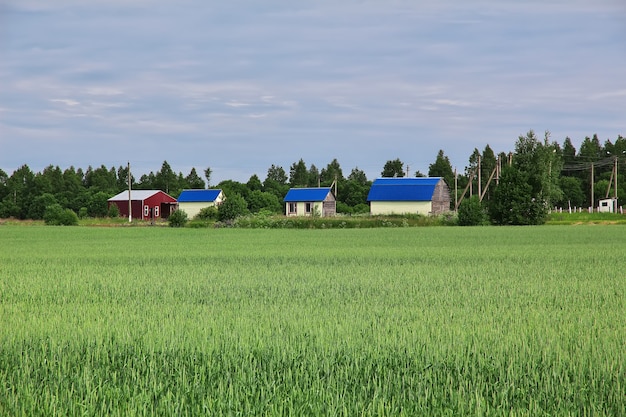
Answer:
[0,226,624,416]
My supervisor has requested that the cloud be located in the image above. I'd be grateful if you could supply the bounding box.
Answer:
[1,0,625,182]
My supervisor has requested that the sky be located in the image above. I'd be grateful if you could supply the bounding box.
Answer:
[1,0,625,184]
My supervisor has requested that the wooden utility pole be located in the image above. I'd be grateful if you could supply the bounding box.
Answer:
[477,154,481,201]
[454,168,458,211]
[590,162,594,211]
[496,155,501,185]
[615,156,618,212]
[480,164,498,202]
[127,161,132,223]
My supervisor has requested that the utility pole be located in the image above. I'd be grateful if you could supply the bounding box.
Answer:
[615,156,618,212]
[477,154,481,201]
[496,155,501,185]
[128,161,132,223]
[590,162,594,212]
[454,168,458,212]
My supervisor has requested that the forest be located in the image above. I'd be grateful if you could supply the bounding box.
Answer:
[0,130,624,223]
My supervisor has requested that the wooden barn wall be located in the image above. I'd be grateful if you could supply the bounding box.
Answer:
[431,180,452,215]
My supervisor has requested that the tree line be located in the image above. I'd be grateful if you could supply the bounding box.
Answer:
[0,131,624,224]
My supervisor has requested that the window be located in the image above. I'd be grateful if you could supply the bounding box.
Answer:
[154,206,159,217]
[144,205,150,217]
[289,202,297,214]
[305,202,312,214]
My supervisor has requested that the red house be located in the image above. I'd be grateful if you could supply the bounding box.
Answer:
[108,190,177,220]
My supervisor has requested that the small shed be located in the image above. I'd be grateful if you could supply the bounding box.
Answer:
[177,189,224,218]
[367,177,451,215]
[598,198,617,213]
[284,187,336,217]
[108,190,177,220]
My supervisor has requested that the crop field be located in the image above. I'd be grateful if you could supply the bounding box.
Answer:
[0,225,624,416]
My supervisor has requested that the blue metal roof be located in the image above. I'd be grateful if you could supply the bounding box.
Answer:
[177,189,222,202]
[284,188,332,202]
[367,177,442,201]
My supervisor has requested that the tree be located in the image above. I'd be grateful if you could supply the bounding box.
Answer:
[513,130,562,208]
[488,165,547,225]
[339,167,371,209]
[116,165,133,192]
[558,176,585,208]
[562,137,577,166]
[218,194,249,222]
[84,165,117,194]
[381,158,405,177]
[307,164,320,187]
[0,168,8,199]
[217,180,249,200]
[320,159,343,185]
[289,159,309,187]
[1,164,36,219]
[204,167,213,188]
[263,164,289,200]
[348,167,368,185]
[185,168,206,189]
[87,191,110,217]
[578,134,603,162]
[246,174,263,192]
[247,190,282,213]
[154,161,177,194]
[265,164,288,184]
[428,150,454,191]
[28,193,58,220]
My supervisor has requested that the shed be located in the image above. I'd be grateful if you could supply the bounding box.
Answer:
[598,198,617,213]
[108,190,177,220]
[284,187,336,217]
[367,177,451,215]
[177,189,225,219]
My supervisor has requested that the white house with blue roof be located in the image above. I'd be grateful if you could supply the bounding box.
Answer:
[177,189,224,218]
[367,177,451,216]
[283,187,336,217]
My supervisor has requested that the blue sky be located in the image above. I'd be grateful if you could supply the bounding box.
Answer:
[1,0,625,184]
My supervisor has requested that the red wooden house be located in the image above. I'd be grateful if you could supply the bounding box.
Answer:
[108,190,177,220]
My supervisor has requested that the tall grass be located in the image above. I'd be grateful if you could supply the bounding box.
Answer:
[0,226,624,415]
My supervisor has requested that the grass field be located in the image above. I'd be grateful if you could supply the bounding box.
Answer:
[0,225,624,416]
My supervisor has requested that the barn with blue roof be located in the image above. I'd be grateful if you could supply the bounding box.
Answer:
[284,187,336,217]
[177,189,224,218]
[367,177,451,215]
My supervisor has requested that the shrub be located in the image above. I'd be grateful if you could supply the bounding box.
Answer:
[87,191,110,217]
[218,194,249,222]
[108,203,120,218]
[78,207,88,219]
[168,209,188,228]
[195,206,218,221]
[457,196,487,226]
[44,204,78,226]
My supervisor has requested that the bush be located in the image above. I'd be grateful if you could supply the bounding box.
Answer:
[457,196,487,226]
[168,209,188,228]
[218,194,249,222]
[108,203,119,218]
[44,204,78,226]
[78,207,88,219]
[195,206,218,221]
[28,193,58,220]
[87,191,110,217]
